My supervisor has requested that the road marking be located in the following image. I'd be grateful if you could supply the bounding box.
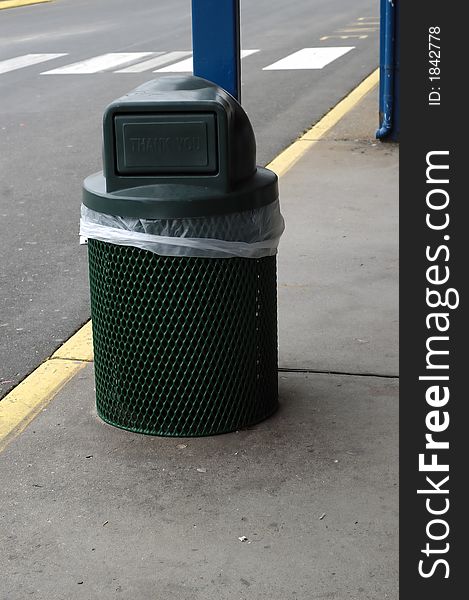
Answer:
[0,0,50,9]
[267,68,379,177]
[1,46,366,77]
[41,52,153,74]
[115,51,188,73]
[338,28,377,33]
[0,69,379,453]
[320,35,367,41]
[358,17,379,23]
[263,47,354,71]
[157,49,259,72]
[320,16,379,42]
[0,53,66,74]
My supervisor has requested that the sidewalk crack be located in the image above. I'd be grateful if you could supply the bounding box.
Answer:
[278,367,398,379]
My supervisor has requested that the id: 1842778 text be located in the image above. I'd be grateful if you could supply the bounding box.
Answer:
[428,26,441,106]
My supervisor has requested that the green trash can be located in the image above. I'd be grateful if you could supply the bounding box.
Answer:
[80,76,284,437]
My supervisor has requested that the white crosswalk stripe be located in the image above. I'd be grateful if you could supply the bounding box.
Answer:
[41,52,153,74]
[156,49,260,73]
[116,51,190,73]
[263,47,354,70]
[0,46,360,78]
[0,53,67,75]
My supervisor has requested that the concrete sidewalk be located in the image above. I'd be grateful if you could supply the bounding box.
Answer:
[0,84,399,600]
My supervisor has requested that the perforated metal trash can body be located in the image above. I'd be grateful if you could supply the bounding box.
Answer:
[81,75,283,437]
[88,241,278,436]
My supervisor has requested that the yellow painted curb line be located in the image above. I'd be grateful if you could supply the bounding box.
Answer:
[0,322,92,452]
[267,68,379,177]
[0,359,87,452]
[0,68,379,452]
[52,320,93,361]
[0,0,51,10]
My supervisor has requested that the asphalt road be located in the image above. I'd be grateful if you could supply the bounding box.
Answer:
[0,0,378,397]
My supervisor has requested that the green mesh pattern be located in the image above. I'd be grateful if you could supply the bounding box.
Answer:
[87,239,278,436]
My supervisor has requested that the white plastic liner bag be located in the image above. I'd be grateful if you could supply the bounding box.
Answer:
[80,201,285,259]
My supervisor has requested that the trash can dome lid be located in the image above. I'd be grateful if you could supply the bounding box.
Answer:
[83,167,278,219]
[83,75,278,218]
[100,76,261,194]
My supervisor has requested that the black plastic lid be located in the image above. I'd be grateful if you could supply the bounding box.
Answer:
[82,75,278,218]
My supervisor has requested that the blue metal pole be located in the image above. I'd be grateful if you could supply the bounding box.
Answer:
[191,0,241,102]
[376,0,396,140]
[391,0,400,141]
